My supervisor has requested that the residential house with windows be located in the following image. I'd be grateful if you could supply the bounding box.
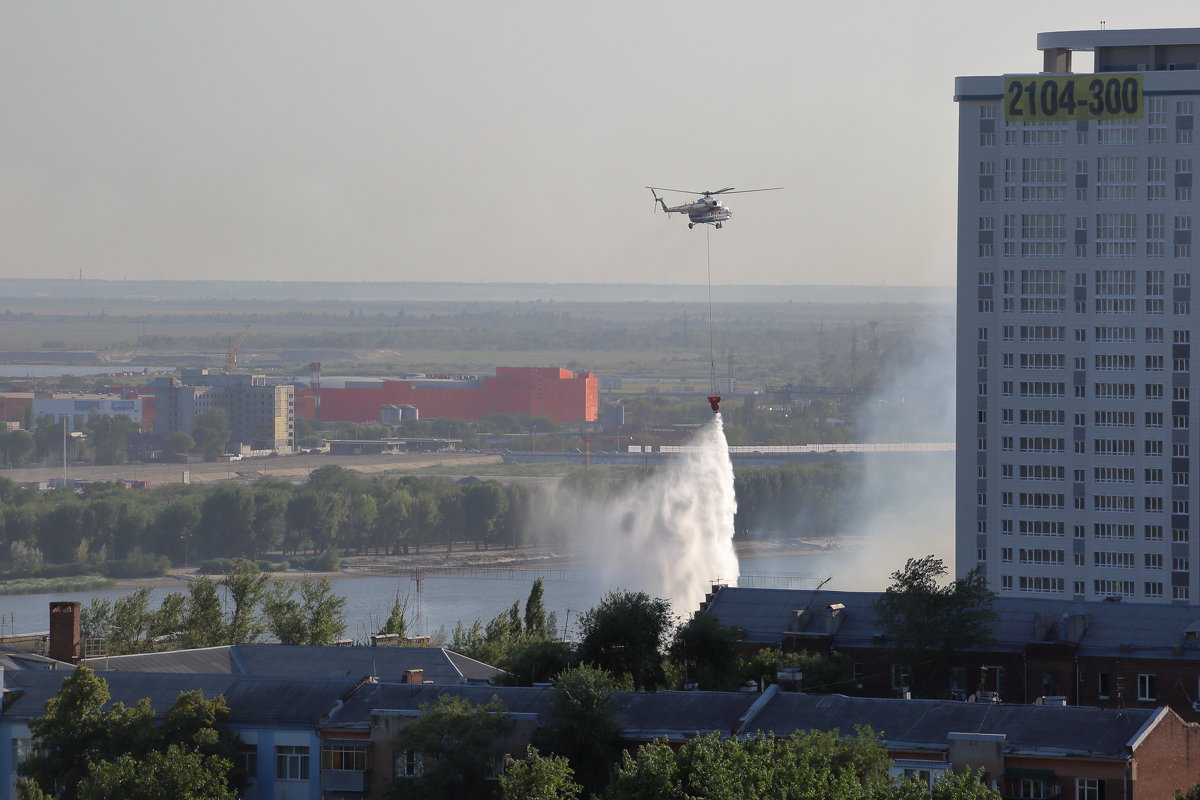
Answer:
[701,585,1200,723]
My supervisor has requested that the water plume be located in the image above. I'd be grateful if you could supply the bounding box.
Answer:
[541,415,739,616]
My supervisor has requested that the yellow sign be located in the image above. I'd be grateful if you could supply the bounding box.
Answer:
[1003,74,1143,122]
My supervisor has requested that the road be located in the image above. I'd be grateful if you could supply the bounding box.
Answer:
[2,451,506,487]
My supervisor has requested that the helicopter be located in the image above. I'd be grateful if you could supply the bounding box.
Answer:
[646,185,782,229]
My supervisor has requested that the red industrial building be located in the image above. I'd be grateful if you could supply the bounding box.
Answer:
[299,366,598,424]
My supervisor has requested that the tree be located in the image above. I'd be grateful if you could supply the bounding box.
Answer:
[499,639,575,687]
[740,648,857,695]
[162,431,194,455]
[181,577,226,649]
[380,590,411,638]
[190,409,231,461]
[463,482,508,549]
[387,694,514,800]
[872,556,997,698]
[668,613,742,691]
[1,428,36,466]
[18,666,242,800]
[86,414,133,466]
[221,558,270,644]
[534,666,625,798]
[603,728,895,800]
[501,746,581,800]
[76,745,236,800]
[524,577,549,638]
[263,576,347,645]
[576,590,672,690]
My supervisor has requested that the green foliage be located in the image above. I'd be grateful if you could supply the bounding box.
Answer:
[17,666,241,800]
[524,578,549,638]
[668,614,743,691]
[501,746,581,800]
[498,639,575,687]
[603,728,894,800]
[388,694,515,800]
[85,414,133,466]
[76,744,237,800]
[181,576,227,649]
[732,462,854,539]
[162,431,195,455]
[576,590,672,690]
[221,558,270,644]
[262,576,347,645]
[380,590,411,637]
[449,580,563,676]
[534,665,625,798]
[190,409,232,461]
[0,428,36,465]
[873,556,998,698]
[739,648,857,695]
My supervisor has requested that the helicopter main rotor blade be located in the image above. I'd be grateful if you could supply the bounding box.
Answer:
[706,187,737,195]
[714,187,784,194]
[645,186,708,196]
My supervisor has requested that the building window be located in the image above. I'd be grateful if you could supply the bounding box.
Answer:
[276,745,310,781]
[1077,778,1103,800]
[1137,674,1157,701]
[396,750,424,778]
[322,744,369,772]
[236,745,258,779]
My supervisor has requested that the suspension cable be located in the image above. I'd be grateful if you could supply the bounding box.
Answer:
[707,225,716,397]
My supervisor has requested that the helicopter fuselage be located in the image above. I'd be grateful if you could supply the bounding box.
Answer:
[664,199,731,226]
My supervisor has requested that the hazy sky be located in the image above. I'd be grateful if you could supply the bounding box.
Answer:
[3,2,1198,287]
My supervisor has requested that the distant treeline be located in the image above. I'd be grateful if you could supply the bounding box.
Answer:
[0,462,856,578]
[0,466,532,578]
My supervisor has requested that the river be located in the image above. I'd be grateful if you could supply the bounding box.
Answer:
[0,553,843,642]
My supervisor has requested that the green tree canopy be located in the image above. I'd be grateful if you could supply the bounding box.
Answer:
[576,590,672,690]
[387,694,514,800]
[668,613,743,691]
[190,409,232,461]
[534,665,626,798]
[17,666,240,800]
[501,746,581,800]
[872,556,997,698]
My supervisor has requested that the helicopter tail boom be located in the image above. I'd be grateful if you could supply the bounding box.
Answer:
[648,188,670,214]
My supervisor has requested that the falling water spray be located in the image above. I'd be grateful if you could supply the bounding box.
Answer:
[573,414,740,615]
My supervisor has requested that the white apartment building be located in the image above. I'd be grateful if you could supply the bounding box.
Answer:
[956,28,1200,603]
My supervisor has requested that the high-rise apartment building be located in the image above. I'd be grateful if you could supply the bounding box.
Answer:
[957,29,1200,603]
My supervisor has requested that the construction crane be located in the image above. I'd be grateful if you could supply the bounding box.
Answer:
[225,325,250,374]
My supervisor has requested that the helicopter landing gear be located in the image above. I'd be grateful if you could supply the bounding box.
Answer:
[688,223,694,229]
[715,222,722,229]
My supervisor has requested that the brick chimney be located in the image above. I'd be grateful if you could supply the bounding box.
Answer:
[402,669,424,684]
[49,601,81,663]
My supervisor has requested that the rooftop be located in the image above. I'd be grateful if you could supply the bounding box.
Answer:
[702,587,1200,659]
[81,644,500,684]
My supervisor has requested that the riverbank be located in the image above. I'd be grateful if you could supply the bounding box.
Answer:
[0,536,850,596]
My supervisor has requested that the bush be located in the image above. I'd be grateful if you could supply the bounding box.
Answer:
[9,541,43,573]
[102,549,170,579]
[198,558,235,575]
[310,550,341,572]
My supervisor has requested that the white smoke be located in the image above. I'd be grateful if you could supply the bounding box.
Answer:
[827,316,957,589]
[536,415,739,615]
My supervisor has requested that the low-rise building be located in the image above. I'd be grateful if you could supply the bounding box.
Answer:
[30,393,143,429]
[701,586,1200,722]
